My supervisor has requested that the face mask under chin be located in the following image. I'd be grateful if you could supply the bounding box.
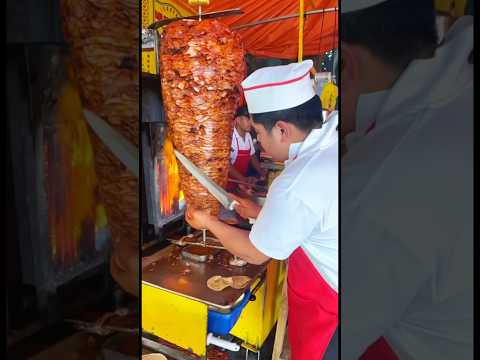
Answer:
[288,141,302,161]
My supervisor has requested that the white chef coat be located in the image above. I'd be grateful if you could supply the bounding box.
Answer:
[250,115,338,292]
[341,16,473,359]
[230,127,256,164]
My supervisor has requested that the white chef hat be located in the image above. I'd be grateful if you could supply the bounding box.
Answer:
[241,60,315,114]
[342,0,390,13]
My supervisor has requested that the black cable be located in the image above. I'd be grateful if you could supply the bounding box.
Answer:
[318,11,325,60]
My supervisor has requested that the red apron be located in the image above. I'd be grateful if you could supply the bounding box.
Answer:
[226,134,251,191]
[287,247,338,360]
[360,337,398,360]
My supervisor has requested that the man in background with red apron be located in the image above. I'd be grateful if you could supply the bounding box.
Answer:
[186,60,338,359]
[227,106,266,193]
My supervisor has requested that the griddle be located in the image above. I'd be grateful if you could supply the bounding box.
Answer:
[142,245,267,311]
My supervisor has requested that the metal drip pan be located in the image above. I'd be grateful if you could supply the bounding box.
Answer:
[181,244,219,262]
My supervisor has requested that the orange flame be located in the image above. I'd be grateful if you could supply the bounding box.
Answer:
[158,137,183,217]
[45,60,105,268]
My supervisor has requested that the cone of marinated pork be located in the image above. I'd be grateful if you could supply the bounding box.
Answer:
[60,0,139,296]
[160,19,246,216]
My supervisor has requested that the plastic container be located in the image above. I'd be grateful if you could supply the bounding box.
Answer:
[207,289,251,336]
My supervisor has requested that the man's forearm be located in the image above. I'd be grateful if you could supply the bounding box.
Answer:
[205,217,269,265]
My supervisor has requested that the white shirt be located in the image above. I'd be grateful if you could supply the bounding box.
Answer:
[230,128,255,164]
[250,116,339,292]
[341,16,473,359]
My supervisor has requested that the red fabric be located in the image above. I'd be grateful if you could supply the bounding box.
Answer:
[360,337,399,360]
[287,247,338,360]
[166,0,338,59]
[226,133,252,191]
[238,89,246,107]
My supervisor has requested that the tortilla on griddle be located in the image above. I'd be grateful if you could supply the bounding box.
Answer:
[207,275,233,291]
[231,276,251,289]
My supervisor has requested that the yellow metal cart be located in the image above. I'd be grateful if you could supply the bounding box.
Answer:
[142,242,285,358]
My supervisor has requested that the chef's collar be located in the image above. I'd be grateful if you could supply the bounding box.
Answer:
[343,16,472,152]
[285,114,338,165]
[344,89,389,149]
[374,16,472,122]
[356,90,389,134]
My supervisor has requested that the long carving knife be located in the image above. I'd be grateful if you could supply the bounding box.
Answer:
[83,109,139,178]
[174,149,238,211]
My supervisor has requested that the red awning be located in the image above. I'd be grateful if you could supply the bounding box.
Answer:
[166,0,338,59]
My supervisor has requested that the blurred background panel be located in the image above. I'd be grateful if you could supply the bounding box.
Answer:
[5,0,140,359]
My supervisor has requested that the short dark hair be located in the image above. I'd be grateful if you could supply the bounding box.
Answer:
[341,0,438,69]
[251,95,323,132]
[235,106,249,118]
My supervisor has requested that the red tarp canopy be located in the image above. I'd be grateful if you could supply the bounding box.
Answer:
[167,0,338,59]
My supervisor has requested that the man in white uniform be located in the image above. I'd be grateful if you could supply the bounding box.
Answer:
[341,0,473,358]
[226,106,266,192]
[186,60,338,359]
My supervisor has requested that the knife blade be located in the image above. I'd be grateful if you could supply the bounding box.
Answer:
[174,149,238,211]
[83,109,139,178]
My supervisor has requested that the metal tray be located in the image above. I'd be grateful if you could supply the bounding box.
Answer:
[142,244,267,310]
[181,245,219,262]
